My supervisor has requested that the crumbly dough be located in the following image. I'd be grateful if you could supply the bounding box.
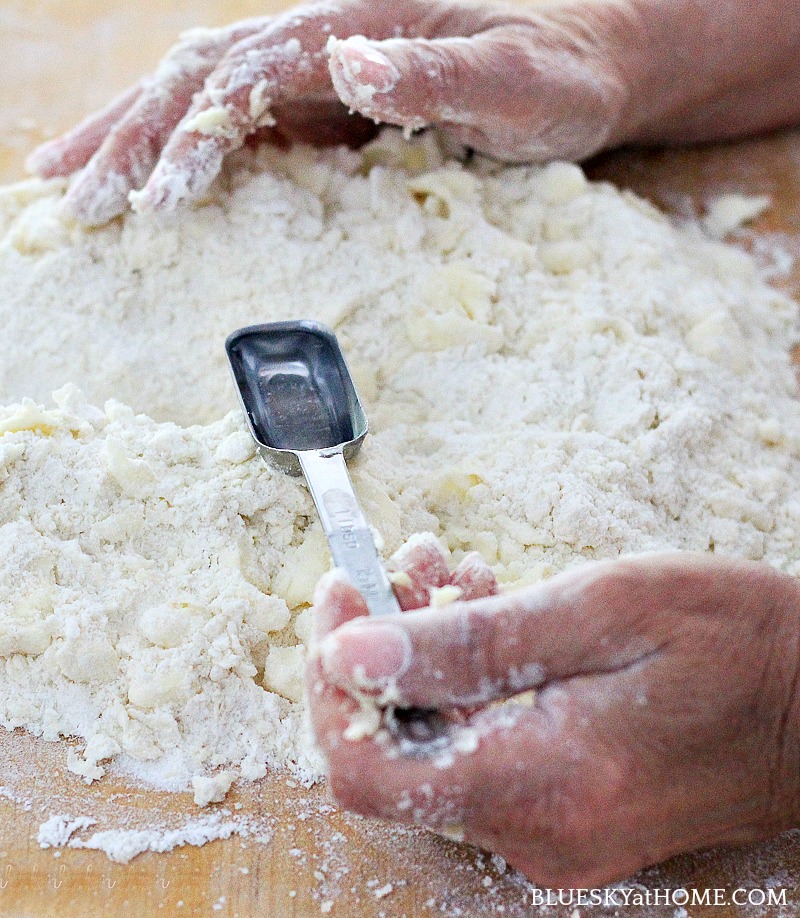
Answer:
[702,193,772,238]
[0,130,799,791]
[192,770,235,807]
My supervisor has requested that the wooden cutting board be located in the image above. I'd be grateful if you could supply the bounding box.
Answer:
[1,2,799,915]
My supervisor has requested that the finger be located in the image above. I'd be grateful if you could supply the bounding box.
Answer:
[306,570,371,754]
[132,0,437,212]
[328,24,621,161]
[323,702,542,840]
[387,532,451,611]
[63,20,268,225]
[130,36,320,211]
[311,663,474,830]
[131,2,383,212]
[311,532,449,712]
[312,568,369,641]
[327,29,528,134]
[322,704,509,833]
[25,83,144,178]
[450,551,499,601]
[306,651,362,760]
[320,558,672,709]
[309,571,521,840]
[322,673,634,887]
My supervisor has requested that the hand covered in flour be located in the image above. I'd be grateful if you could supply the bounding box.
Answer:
[308,546,800,886]
[28,0,800,225]
[29,0,630,225]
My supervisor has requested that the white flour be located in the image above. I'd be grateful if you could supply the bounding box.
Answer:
[0,129,799,805]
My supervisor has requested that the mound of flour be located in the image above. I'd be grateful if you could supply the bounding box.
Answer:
[0,130,799,790]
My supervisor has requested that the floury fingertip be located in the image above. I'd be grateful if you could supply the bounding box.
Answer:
[327,34,401,112]
[312,568,354,608]
[24,143,62,178]
[62,169,132,226]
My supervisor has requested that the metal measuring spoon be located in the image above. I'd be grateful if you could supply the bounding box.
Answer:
[226,320,447,747]
[226,319,399,617]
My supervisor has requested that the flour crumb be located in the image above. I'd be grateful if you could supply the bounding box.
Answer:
[193,771,235,807]
[374,882,394,899]
[343,705,383,742]
[703,193,771,238]
[66,748,106,783]
[38,814,96,848]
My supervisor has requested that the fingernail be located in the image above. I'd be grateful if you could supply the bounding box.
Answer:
[321,621,411,689]
[331,37,400,96]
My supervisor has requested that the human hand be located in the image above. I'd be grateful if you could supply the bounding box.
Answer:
[29,0,800,227]
[308,545,800,886]
[26,0,638,225]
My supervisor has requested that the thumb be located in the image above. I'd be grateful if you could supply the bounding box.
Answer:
[318,558,670,709]
[328,31,505,131]
[311,568,370,642]
[327,26,623,161]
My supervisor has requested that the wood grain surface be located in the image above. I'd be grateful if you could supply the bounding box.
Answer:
[1,2,799,916]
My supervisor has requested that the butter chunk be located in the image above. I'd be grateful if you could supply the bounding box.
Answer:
[263,645,305,702]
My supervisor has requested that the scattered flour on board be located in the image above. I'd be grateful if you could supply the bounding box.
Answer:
[37,807,259,863]
[0,130,798,822]
[37,814,97,848]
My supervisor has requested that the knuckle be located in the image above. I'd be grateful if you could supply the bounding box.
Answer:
[165,28,224,66]
[390,537,450,601]
[473,18,628,157]
[457,604,504,684]
[226,30,265,57]
[418,41,474,101]
[273,0,352,35]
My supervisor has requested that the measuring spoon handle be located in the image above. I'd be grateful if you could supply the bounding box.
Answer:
[298,450,401,618]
